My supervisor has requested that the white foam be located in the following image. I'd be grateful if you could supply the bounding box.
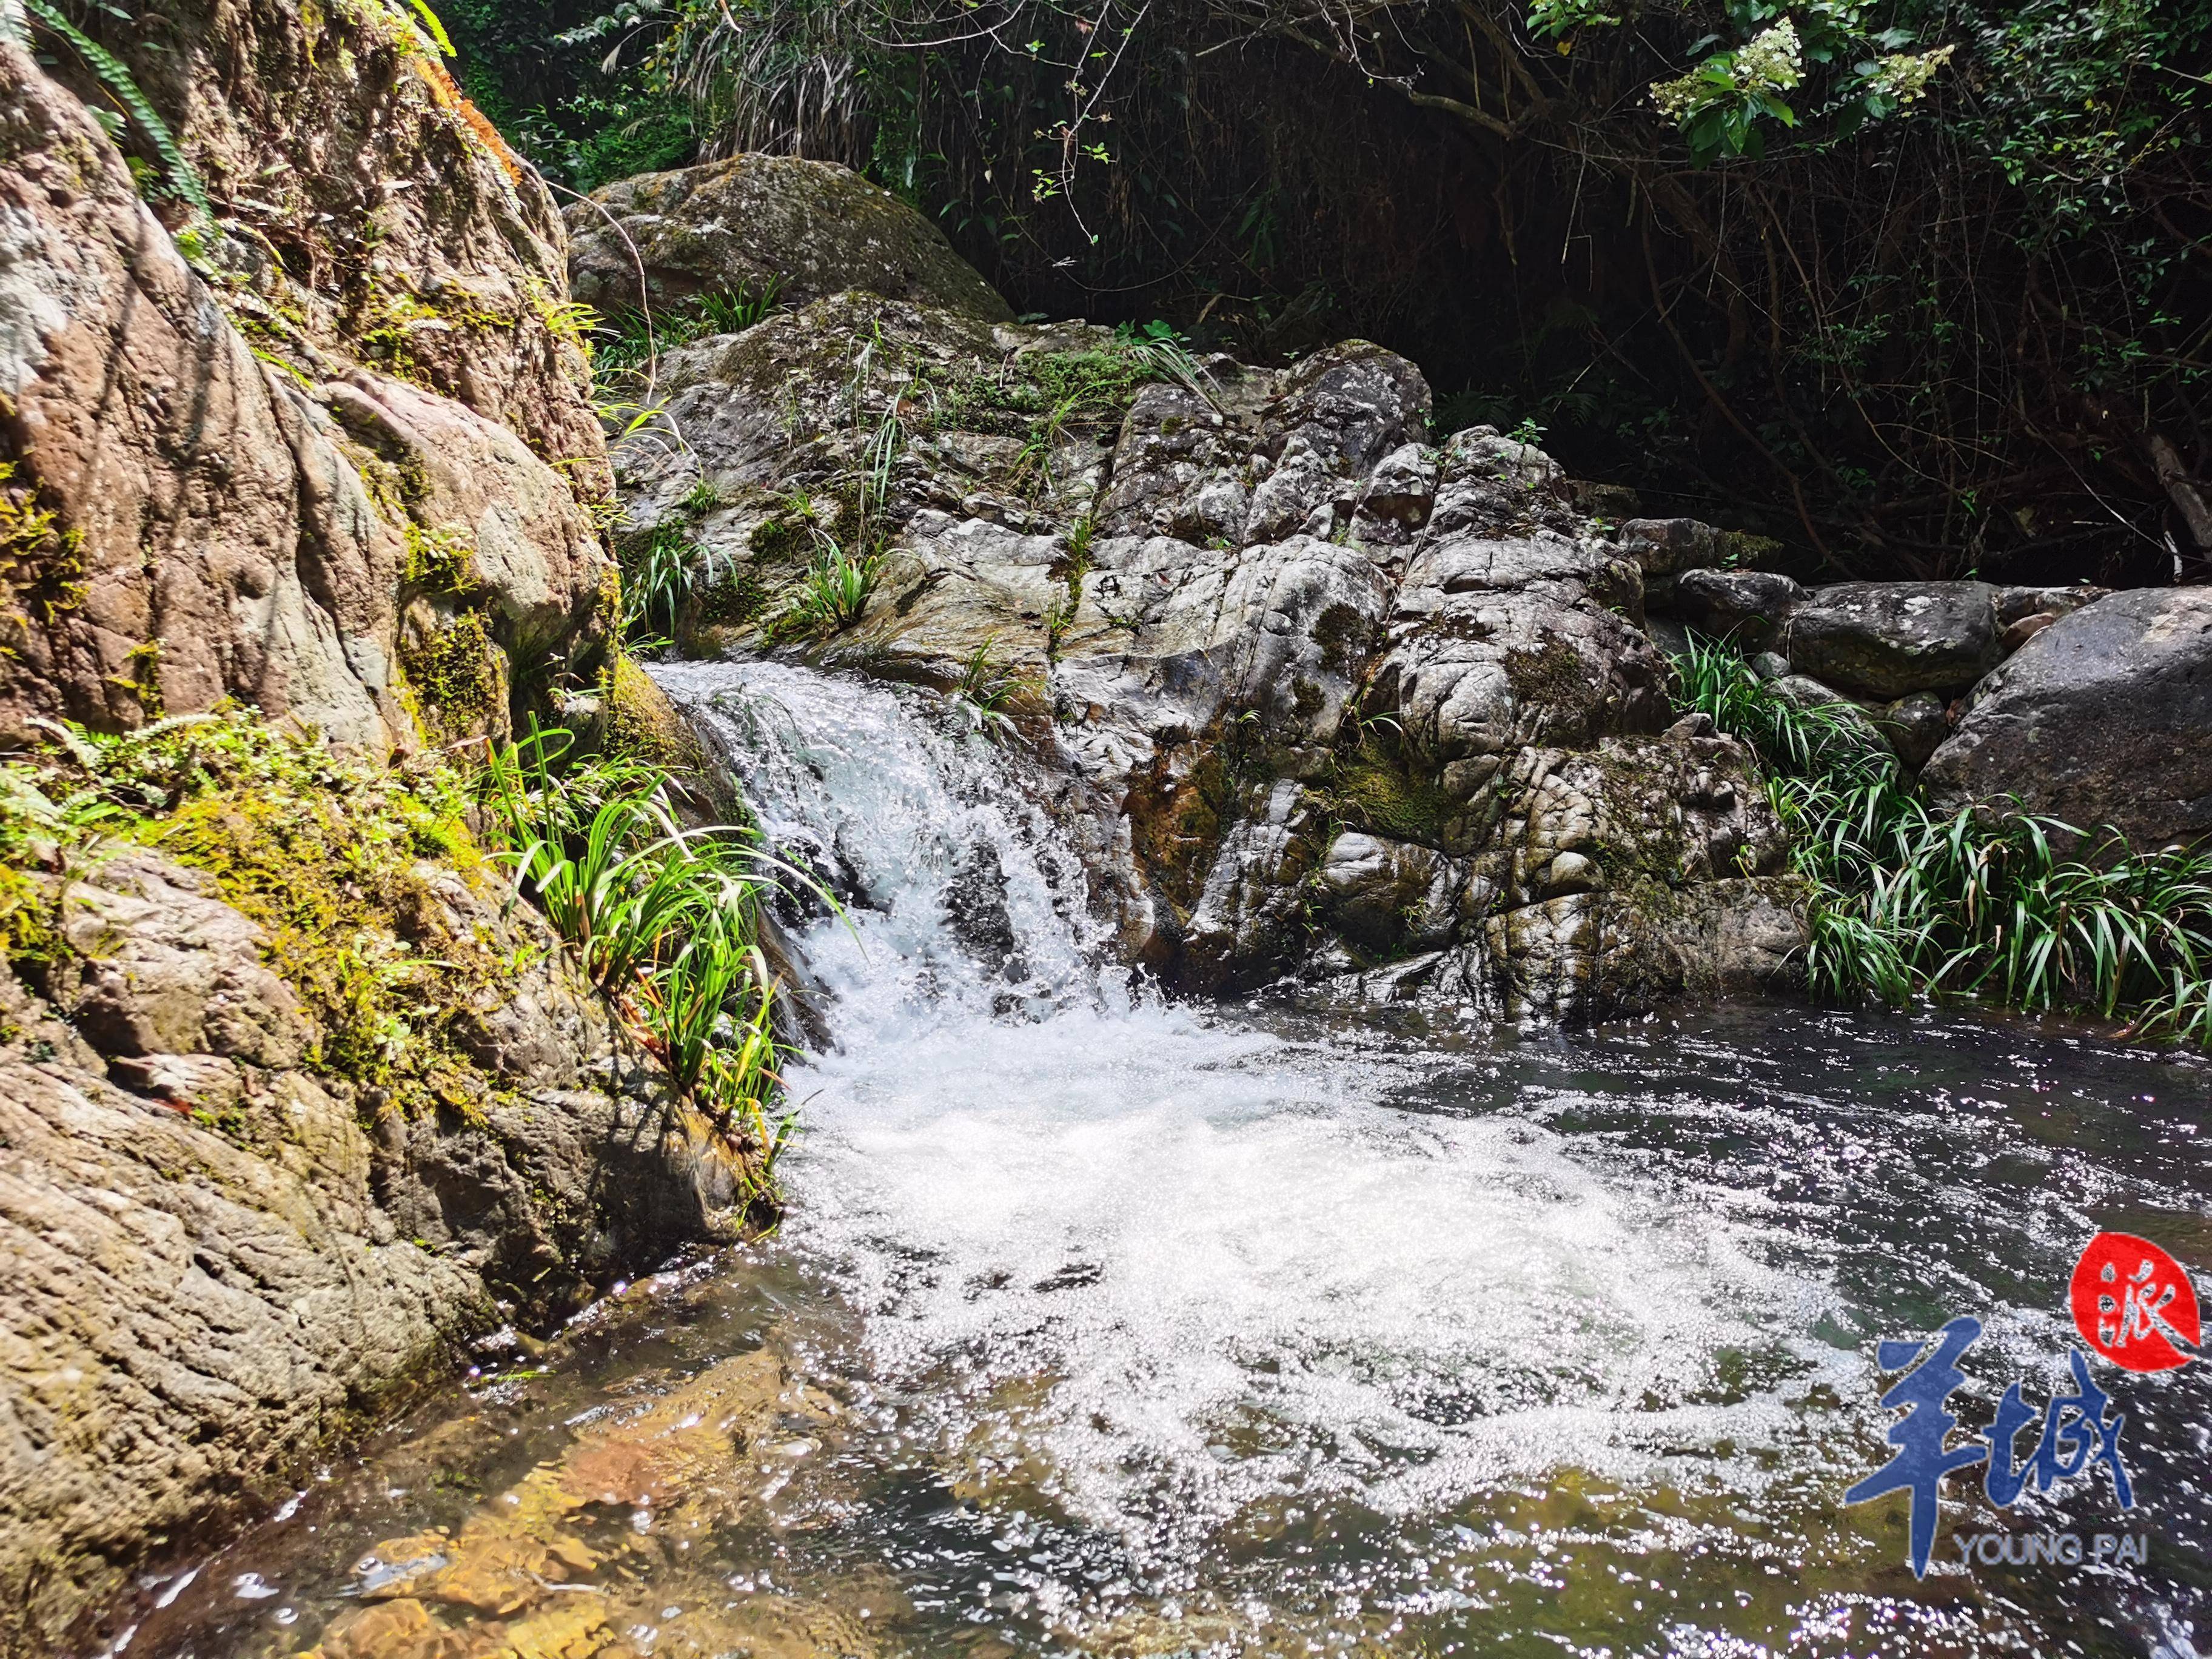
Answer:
[654,660,1845,1569]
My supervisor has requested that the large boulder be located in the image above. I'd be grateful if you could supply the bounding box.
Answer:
[1780,581,2004,699]
[566,155,1015,323]
[0,18,614,755]
[1616,518,1779,610]
[0,832,745,1648]
[1923,586,2212,850]
[607,289,1805,1014]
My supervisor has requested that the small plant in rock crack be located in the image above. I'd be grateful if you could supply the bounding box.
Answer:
[949,637,1035,743]
[1342,704,1405,750]
[779,534,876,635]
[619,522,702,643]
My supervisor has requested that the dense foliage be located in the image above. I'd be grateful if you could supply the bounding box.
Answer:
[456,0,2208,587]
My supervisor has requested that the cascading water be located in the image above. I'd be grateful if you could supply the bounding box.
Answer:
[119,660,2211,1658]
[657,662,1849,1557]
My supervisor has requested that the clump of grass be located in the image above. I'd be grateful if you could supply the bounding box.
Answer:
[777,536,875,635]
[591,278,785,380]
[948,637,1037,743]
[617,521,703,644]
[480,728,817,1180]
[1672,634,2212,1041]
[920,321,1211,497]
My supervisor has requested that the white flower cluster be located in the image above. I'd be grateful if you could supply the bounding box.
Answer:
[1650,70,1706,122]
[1734,19,1806,96]
[1651,18,1803,123]
[1868,42,1957,106]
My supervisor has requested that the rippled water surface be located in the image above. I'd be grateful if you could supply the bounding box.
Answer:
[111,665,2212,1659]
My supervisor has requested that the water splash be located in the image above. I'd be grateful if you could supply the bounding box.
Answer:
[653,660,1849,1574]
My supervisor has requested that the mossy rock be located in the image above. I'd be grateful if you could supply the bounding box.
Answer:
[568,154,1014,324]
[1503,637,1591,708]
[56,716,521,1122]
[401,608,509,745]
[1124,742,1233,916]
[602,654,701,771]
[1325,741,1456,850]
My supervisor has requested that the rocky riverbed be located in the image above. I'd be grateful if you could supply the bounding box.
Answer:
[5,20,2211,1656]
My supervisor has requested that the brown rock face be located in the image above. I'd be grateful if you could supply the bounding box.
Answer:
[0,2,720,1645]
[1,845,748,1651]
[0,4,614,753]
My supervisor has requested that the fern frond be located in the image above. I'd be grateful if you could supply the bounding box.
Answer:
[24,0,212,226]
[403,0,452,56]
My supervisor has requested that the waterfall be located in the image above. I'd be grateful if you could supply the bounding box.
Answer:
[650,659,1843,1578]
[654,658,1119,1033]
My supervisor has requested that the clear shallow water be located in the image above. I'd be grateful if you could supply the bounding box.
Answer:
[108,665,2212,1659]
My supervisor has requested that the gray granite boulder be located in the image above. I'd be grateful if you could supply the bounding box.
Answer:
[1923,586,2212,850]
[602,276,1805,1014]
[1781,581,2005,699]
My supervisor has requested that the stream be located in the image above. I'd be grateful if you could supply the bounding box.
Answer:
[116,662,2211,1659]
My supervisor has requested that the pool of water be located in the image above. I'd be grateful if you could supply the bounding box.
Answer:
[100,665,2212,1659]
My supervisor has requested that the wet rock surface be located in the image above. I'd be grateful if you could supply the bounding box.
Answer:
[611,288,1803,1016]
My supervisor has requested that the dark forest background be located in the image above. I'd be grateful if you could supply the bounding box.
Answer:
[446,0,2211,589]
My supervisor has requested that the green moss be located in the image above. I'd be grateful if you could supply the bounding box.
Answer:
[355,279,521,383]
[1312,602,1367,674]
[2,714,511,1122]
[110,640,165,720]
[403,522,479,594]
[351,444,432,527]
[1503,637,1591,706]
[697,563,769,627]
[594,559,624,631]
[1326,739,1455,848]
[401,609,506,743]
[0,864,59,976]
[1125,743,1233,914]
[602,652,706,773]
